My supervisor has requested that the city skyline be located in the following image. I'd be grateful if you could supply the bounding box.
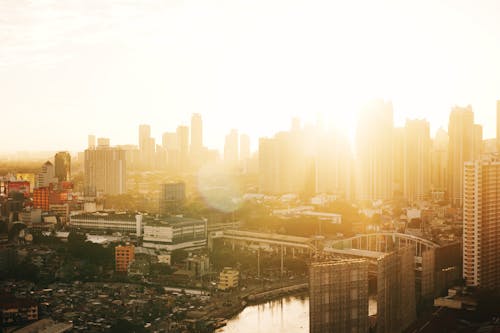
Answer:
[2,0,500,152]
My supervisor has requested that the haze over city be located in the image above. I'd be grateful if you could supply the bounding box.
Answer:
[4,1,500,333]
[2,0,500,152]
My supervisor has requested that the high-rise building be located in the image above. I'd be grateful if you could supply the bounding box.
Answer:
[309,259,368,333]
[88,134,96,149]
[35,161,56,188]
[176,125,189,171]
[224,129,239,164]
[403,119,431,203]
[356,100,394,201]
[258,137,279,193]
[447,106,478,207]
[54,151,71,182]
[431,128,448,191]
[239,134,250,161]
[392,127,405,195]
[315,130,353,199]
[497,101,500,153]
[377,247,416,333]
[97,137,110,148]
[84,147,126,196]
[138,124,155,169]
[159,182,186,216]
[163,131,180,173]
[190,113,203,152]
[463,159,500,289]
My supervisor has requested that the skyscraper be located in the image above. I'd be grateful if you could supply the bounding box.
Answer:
[35,161,56,188]
[431,128,448,191]
[309,259,368,333]
[356,100,394,201]
[224,129,239,164]
[88,134,96,149]
[316,130,352,199]
[447,106,478,207]
[463,159,500,289]
[176,125,189,171]
[497,100,500,153]
[54,151,71,182]
[190,113,203,153]
[84,147,127,195]
[138,124,155,169]
[403,119,431,203]
[239,134,250,161]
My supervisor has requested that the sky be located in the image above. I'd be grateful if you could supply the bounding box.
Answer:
[1,0,500,153]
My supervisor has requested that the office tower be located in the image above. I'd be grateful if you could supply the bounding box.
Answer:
[190,113,203,152]
[309,259,368,333]
[463,159,500,289]
[431,128,448,191]
[447,106,476,207]
[163,131,180,173]
[139,124,155,169]
[54,151,71,182]
[97,137,110,148]
[35,161,56,188]
[474,124,483,157]
[356,100,394,201]
[88,135,96,149]
[392,127,405,195]
[377,247,416,333]
[316,130,352,199]
[159,182,186,216]
[176,125,189,171]
[84,147,126,196]
[497,101,500,153]
[239,134,250,161]
[224,129,239,164]
[403,119,431,203]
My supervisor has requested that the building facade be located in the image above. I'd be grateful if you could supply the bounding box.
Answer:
[84,147,126,196]
[309,259,368,333]
[115,245,135,272]
[463,159,500,289]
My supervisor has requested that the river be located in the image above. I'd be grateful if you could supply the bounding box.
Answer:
[216,296,377,333]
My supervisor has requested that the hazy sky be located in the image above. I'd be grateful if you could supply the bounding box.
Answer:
[2,0,500,152]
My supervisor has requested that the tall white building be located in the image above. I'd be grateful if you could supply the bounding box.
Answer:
[356,100,394,201]
[84,147,126,196]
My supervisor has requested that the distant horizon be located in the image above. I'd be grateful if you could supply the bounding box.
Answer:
[2,0,500,152]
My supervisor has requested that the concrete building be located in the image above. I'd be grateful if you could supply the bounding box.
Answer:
[403,119,431,203]
[190,113,203,153]
[431,128,448,192]
[497,100,500,153]
[139,124,155,169]
[115,245,135,272]
[309,259,368,333]
[36,161,57,188]
[176,125,189,171]
[0,294,38,326]
[69,212,142,235]
[88,134,96,149]
[447,106,481,207]
[377,247,416,333]
[315,131,353,200]
[159,182,186,216]
[84,147,126,196]
[142,216,207,251]
[218,267,239,291]
[356,100,394,201]
[463,159,500,289]
[224,129,239,164]
[54,151,71,182]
